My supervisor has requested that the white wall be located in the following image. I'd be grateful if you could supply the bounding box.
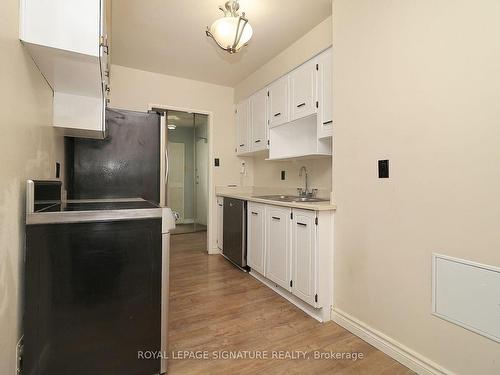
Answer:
[235,16,333,194]
[109,65,243,252]
[0,0,64,373]
[333,1,500,374]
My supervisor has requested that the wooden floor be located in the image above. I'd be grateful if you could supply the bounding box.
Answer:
[168,232,414,375]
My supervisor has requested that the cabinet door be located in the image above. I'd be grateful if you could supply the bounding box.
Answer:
[317,48,333,139]
[236,100,250,154]
[290,59,317,121]
[20,0,102,57]
[250,89,268,151]
[268,76,289,128]
[217,197,224,250]
[292,209,318,306]
[247,203,266,274]
[265,206,292,290]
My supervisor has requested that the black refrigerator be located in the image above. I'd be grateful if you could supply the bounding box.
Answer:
[65,108,162,203]
[23,109,173,375]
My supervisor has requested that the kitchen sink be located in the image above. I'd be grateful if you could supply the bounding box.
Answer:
[254,195,329,203]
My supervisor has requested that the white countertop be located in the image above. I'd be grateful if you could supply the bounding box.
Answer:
[216,191,336,211]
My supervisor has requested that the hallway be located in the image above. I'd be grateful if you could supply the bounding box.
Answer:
[168,232,413,374]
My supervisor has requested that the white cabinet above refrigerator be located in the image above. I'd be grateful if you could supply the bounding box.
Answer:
[20,0,110,139]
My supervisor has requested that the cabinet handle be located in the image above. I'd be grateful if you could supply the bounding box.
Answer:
[272,216,281,221]
[251,212,258,215]
[218,204,223,207]
[297,103,306,108]
[254,139,261,143]
[297,222,307,227]
[239,144,245,147]
[323,120,333,125]
[274,113,281,117]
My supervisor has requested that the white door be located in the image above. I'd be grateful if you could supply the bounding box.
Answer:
[247,202,266,275]
[268,76,289,128]
[217,197,223,250]
[290,59,317,121]
[317,48,333,139]
[265,206,292,290]
[195,138,208,226]
[250,89,268,151]
[292,209,318,306]
[236,100,250,154]
[167,142,185,222]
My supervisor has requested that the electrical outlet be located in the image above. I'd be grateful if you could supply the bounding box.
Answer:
[16,335,23,375]
[378,160,389,178]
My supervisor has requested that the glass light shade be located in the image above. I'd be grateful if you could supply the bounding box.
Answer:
[209,16,253,51]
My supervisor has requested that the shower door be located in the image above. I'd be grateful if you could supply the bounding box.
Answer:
[164,110,208,234]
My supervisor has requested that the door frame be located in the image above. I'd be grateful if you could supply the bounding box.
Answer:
[150,103,214,254]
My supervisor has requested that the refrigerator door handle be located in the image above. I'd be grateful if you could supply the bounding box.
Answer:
[165,147,169,183]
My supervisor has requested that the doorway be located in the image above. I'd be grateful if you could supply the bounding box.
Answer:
[165,110,209,235]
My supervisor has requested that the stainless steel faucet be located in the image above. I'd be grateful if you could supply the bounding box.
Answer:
[298,166,318,198]
[298,166,309,197]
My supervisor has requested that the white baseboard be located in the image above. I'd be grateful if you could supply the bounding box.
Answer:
[331,308,453,375]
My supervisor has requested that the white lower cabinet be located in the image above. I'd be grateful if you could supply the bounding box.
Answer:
[265,206,292,291]
[292,209,318,306]
[217,197,224,251]
[247,202,266,275]
[245,202,333,316]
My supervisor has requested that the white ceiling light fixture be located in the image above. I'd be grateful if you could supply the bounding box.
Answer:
[206,0,253,54]
[167,124,176,130]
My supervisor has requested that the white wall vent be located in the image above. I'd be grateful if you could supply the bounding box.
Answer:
[432,253,500,343]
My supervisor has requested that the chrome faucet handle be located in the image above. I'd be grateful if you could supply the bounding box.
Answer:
[311,189,318,198]
[297,187,304,196]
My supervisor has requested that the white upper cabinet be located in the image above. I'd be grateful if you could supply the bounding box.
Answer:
[317,48,333,139]
[290,59,317,121]
[249,89,268,152]
[265,206,292,291]
[236,99,250,155]
[20,0,109,139]
[247,202,266,275]
[268,76,290,128]
[234,47,333,158]
[292,209,318,307]
[20,0,103,56]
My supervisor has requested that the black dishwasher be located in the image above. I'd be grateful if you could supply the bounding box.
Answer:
[222,198,248,270]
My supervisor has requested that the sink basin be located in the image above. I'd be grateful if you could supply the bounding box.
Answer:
[254,195,329,203]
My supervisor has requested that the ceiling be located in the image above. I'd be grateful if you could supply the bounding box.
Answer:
[111,0,332,87]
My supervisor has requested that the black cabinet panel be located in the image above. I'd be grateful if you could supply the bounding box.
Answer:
[24,219,162,375]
